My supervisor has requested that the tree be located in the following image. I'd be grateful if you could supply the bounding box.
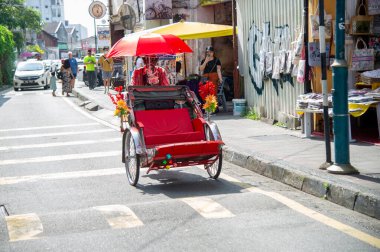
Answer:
[26,44,44,55]
[0,0,42,32]
[0,25,15,85]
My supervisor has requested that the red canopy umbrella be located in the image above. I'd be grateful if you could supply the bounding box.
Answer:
[106,33,193,58]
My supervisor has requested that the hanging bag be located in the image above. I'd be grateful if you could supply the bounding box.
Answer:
[297,47,306,83]
[350,37,375,71]
[310,5,332,40]
[350,0,374,35]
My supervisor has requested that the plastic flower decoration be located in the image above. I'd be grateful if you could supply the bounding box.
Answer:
[199,81,218,113]
[199,81,216,101]
[109,87,129,118]
[202,94,218,113]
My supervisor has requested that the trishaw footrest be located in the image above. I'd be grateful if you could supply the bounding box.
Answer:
[153,141,223,161]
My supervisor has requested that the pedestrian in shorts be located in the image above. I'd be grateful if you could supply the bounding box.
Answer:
[98,46,114,94]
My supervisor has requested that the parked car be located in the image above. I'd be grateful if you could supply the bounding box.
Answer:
[13,61,50,91]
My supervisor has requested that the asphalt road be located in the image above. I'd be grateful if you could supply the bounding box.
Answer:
[0,87,379,252]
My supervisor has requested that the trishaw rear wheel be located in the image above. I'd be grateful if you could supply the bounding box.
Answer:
[205,126,222,179]
[125,131,140,186]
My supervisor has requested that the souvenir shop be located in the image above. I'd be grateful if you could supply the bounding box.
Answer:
[296,0,380,143]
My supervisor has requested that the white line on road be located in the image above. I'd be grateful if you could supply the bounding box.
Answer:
[0,122,99,132]
[5,213,43,242]
[0,138,120,151]
[0,129,114,140]
[93,205,144,229]
[0,151,120,166]
[181,197,235,219]
[0,168,124,185]
[62,97,120,131]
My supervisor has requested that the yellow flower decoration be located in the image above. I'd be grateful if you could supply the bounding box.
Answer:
[202,94,218,113]
[114,100,129,117]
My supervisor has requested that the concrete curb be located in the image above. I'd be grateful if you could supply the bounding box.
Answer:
[222,147,380,220]
[71,86,380,220]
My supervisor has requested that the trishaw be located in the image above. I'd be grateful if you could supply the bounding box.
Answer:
[122,85,224,186]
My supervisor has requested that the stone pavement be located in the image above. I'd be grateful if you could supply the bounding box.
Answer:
[71,81,380,220]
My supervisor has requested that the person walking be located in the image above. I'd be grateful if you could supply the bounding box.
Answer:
[61,59,73,97]
[50,71,57,96]
[98,47,114,94]
[68,51,78,91]
[199,46,223,93]
[84,49,96,90]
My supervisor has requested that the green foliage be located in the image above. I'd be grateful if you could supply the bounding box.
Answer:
[0,0,42,32]
[26,44,44,54]
[244,107,261,120]
[0,25,15,85]
[274,122,287,128]
[12,31,24,54]
[322,182,330,200]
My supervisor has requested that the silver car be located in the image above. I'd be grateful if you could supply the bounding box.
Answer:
[13,61,50,91]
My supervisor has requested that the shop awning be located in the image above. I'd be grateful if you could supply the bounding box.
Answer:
[147,21,234,40]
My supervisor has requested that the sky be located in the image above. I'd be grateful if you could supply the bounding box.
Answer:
[64,0,109,37]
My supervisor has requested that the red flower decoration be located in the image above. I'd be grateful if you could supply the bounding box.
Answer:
[199,81,216,101]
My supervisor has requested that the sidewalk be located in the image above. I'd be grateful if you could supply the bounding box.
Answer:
[72,81,380,220]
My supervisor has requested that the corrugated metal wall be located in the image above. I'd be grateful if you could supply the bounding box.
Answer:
[237,0,305,123]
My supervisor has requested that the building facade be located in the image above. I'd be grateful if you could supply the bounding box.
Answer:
[25,0,65,23]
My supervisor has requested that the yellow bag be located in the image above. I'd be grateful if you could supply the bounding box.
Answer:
[350,0,374,35]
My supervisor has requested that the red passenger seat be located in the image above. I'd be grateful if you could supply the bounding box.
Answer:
[134,108,205,147]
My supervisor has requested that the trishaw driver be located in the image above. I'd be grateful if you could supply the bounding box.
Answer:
[130,56,169,86]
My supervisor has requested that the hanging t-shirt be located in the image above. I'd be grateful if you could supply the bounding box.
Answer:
[201,57,221,74]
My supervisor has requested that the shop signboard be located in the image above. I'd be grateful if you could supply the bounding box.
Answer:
[145,0,172,20]
[97,26,110,41]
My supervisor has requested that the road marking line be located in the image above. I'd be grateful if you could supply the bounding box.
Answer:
[0,129,114,140]
[93,205,143,229]
[5,213,43,242]
[246,186,380,249]
[211,170,380,248]
[0,151,120,166]
[62,97,120,131]
[181,197,235,219]
[0,168,124,185]
[0,138,120,151]
[0,122,99,132]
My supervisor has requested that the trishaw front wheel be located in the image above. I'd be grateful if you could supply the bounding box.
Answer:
[124,131,140,186]
[204,126,222,179]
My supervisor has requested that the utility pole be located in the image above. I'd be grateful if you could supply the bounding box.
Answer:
[318,0,332,169]
[328,0,358,174]
[93,0,98,53]
[303,0,312,93]
[232,0,240,98]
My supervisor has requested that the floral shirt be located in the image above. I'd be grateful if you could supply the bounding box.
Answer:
[131,66,169,86]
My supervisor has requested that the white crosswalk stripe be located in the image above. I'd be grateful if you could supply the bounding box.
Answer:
[0,168,124,185]
[0,138,120,151]
[181,197,235,219]
[93,205,144,229]
[0,122,99,132]
[0,129,114,140]
[5,213,43,242]
[0,151,120,166]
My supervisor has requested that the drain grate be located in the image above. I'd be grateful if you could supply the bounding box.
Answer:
[0,205,9,217]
